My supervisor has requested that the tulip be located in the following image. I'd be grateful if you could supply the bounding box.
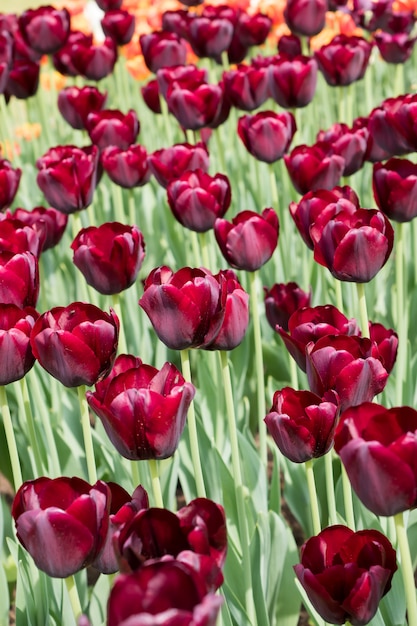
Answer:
[314,35,373,86]
[0,159,21,211]
[107,561,223,626]
[36,145,99,214]
[264,282,311,332]
[369,322,398,375]
[0,215,42,256]
[0,304,39,385]
[71,37,118,81]
[139,31,187,74]
[52,31,93,77]
[186,14,234,60]
[5,59,39,99]
[0,32,12,94]
[18,6,70,55]
[167,169,231,232]
[156,64,208,100]
[334,402,417,516]
[368,94,417,158]
[0,251,39,308]
[96,0,123,9]
[223,62,269,111]
[161,9,191,39]
[148,142,209,189]
[372,158,417,222]
[30,302,119,388]
[214,208,279,271]
[268,53,318,109]
[205,270,249,351]
[101,144,150,189]
[86,109,140,151]
[11,206,68,252]
[140,78,162,114]
[237,110,296,163]
[12,477,111,578]
[139,266,227,350]
[265,387,339,463]
[284,0,328,37]
[277,34,302,57]
[101,9,136,47]
[374,32,416,64]
[71,222,145,295]
[294,525,397,625]
[316,123,368,177]
[352,116,392,163]
[86,355,195,460]
[166,80,224,131]
[57,85,108,130]
[285,142,345,195]
[234,11,272,48]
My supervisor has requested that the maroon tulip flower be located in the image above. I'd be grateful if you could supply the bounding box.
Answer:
[352,116,392,163]
[284,0,328,36]
[161,9,191,39]
[223,62,269,111]
[18,6,70,55]
[0,159,21,211]
[101,9,136,47]
[71,222,145,295]
[0,251,39,308]
[101,144,150,189]
[4,59,39,99]
[306,335,389,411]
[234,10,272,48]
[310,205,394,282]
[12,477,111,578]
[167,169,231,232]
[87,355,195,460]
[0,31,13,95]
[265,387,339,463]
[86,109,139,151]
[294,525,397,625]
[237,110,296,163]
[71,37,118,81]
[0,304,39,385]
[139,31,187,73]
[139,266,227,350]
[215,208,279,271]
[264,282,311,332]
[186,14,235,60]
[315,35,373,86]
[316,123,368,177]
[96,0,123,9]
[57,85,108,130]
[369,322,398,375]
[0,215,42,256]
[156,64,208,100]
[368,93,417,157]
[30,302,119,388]
[374,31,416,64]
[52,30,92,77]
[36,145,99,215]
[372,157,417,222]
[166,80,224,131]
[107,561,223,626]
[335,402,417,516]
[268,53,318,108]
[11,206,68,252]
[140,78,162,114]
[284,143,345,195]
[148,142,209,189]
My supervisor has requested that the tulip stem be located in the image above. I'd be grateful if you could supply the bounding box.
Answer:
[29,371,61,477]
[0,385,22,491]
[131,461,141,489]
[65,575,83,623]
[305,460,321,536]
[18,378,43,477]
[249,271,267,467]
[77,385,97,485]
[191,231,203,267]
[356,282,369,339]
[324,451,338,526]
[198,231,211,270]
[394,512,417,626]
[112,293,128,355]
[149,459,164,508]
[112,180,127,224]
[220,350,257,626]
[341,464,355,531]
[335,279,344,312]
[180,349,206,498]
[395,222,407,405]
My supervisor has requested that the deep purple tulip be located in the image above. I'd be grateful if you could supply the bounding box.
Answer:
[140,78,162,114]
[57,85,108,130]
[148,142,209,189]
[374,31,416,64]
[215,208,279,271]
[101,9,136,46]
[101,144,150,188]
[284,143,345,195]
[166,80,224,131]
[161,9,191,39]
[315,35,373,86]
[368,94,417,157]
[87,355,195,460]
[237,110,296,163]
[18,6,70,55]
[277,34,302,57]
[36,145,99,214]
[264,282,311,332]
[86,109,140,151]
[0,304,39,385]
[0,215,42,256]
[335,403,417,516]
[12,477,111,578]
[352,115,392,163]
[295,525,397,625]
[234,11,272,48]
[372,158,417,222]
[316,123,368,177]
[52,31,93,77]
[30,302,119,388]
[139,266,227,350]
[0,31,13,94]
[186,14,235,59]
[284,0,328,36]
[139,31,187,73]
[11,206,68,252]
[369,322,398,375]
[0,251,39,308]
[223,62,269,111]
[5,59,40,99]
[167,169,231,232]
[156,63,208,100]
[0,159,21,211]
[71,37,118,81]
[96,0,123,10]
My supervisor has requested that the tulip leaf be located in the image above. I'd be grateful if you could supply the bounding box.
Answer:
[377,568,406,626]
[88,571,112,626]
[0,562,9,626]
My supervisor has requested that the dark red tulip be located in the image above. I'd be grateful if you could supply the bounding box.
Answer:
[295,525,397,625]
[264,281,311,332]
[87,355,195,460]
[306,335,389,411]
[167,169,231,232]
[71,37,117,81]
[96,0,122,10]
[57,85,108,130]
[352,116,392,163]
[166,80,224,131]
[107,561,223,626]
[101,9,136,47]
[36,145,99,215]
[18,6,70,55]
[314,35,373,86]
[140,78,162,114]
[156,63,208,100]
[71,222,145,296]
[215,208,279,271]
[186,14,234,59]
[30,302,119,388]
[234,11,272,48]
[0,159,21,211]
[268,53,318,109]
[52,30,92,77]
[335,403,417,516]
[265,387,339,463]
[139,31,187,74]
[148,142,209,189]
[284,0,328,36]
[0,31,13,94]
[139,266,227,350]
[237,110,296,163]
[0,251,39,308]
[101,144,150,189]
[310,205,394,282]
[372,158,417,223]
[369,322,398,375]
[161,9,191,39]
[11,206,68,252]
[5,59,39,99]
[0,215,42,256]
[92,483,149,575]
[316,123,368,177]
[374,31,416,64]
[352,0,415,34]
[368,94,417,157]
[86,109,139,152]
[223,62,269,111]
[205,270,249,351]
[277,304,359,371]
[277,34,302,57]
[0,304,39,385]
[284,143,345,195]
[12,477,111,578]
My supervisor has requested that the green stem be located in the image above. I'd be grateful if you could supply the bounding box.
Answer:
[131,460,141,489]
[324,451,338,526]
[18,378,43,476]
[249,271,267,467]
[65,575,83,623]
[29,370,61,477]
[77,385,97,485]
[395,222,407,405]
[198,231,211,269]
[305,459,321,536]
[128,189,136,226]
[356,282,369,338]
[180,349,206,497]
[112,292,128,355]
[394,512,417,626]
[191,231,202,267]
[0,385,22,491]
[289,355,298,389]
[335,279,344,312]
[149,459,164,508]
[112,181,126,224]
[341,463,355,530]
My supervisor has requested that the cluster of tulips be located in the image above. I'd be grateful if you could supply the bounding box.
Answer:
[1,0,417,625]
